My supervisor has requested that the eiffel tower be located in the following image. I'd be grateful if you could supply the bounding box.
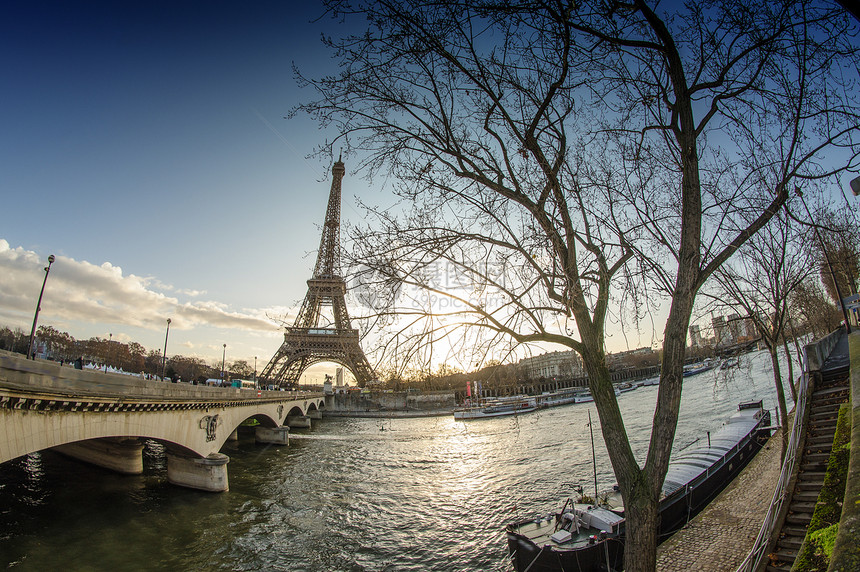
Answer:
[261,158,375,387]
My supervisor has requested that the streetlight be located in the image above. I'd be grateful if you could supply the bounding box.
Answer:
[254,356,257,382]
[105,333,112,373]
[796,188,851,333]
[161,318,171,380]
[221,344,227,383]
[27,254,55,360]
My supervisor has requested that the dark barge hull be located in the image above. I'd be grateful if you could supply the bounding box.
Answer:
[506,534,624,572]
[657,414,770,538]
[506,402,771,572]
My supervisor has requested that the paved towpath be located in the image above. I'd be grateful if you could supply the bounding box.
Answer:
[656,428,784,571]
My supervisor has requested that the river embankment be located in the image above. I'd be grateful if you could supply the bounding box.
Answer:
[323,389,455,417]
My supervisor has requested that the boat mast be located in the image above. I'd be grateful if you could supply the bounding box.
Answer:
[588,409,598,500]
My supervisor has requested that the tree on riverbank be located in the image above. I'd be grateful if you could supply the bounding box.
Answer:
[791,281,842,339]
[810,207,860,306]
[0,323,227,382]
[708,209,818,459]
[294,1,860,570]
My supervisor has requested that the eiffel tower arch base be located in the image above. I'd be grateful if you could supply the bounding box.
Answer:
[262,328,375,388]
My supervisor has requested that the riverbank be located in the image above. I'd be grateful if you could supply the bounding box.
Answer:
[656,428,784,571]
[325,388,456,417]
[324,378,663,419]
[323,408,451,418]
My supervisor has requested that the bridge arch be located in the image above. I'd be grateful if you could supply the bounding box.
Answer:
[228,411,282,433]
[286,405,305,418]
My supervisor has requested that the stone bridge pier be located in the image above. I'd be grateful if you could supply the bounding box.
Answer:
[0,350,325,492]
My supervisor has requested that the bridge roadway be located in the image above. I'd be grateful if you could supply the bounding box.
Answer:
[0,349,326,492]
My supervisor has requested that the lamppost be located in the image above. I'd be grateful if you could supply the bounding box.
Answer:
[796,188,852,333]
[161,318,171,380]
[27,254,55,360]
[254,356,257,382]
[221,343,227,383]
[105,333,112,373]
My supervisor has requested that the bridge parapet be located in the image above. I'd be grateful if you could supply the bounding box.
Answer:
[0,349,322,401]
[0,350,325,492]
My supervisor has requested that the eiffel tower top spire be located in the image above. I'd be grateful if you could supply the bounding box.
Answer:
[312,158,345,279]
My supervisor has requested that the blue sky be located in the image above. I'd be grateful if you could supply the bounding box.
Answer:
[0,1,379,379]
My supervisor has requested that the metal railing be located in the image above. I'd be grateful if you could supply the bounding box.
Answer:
[733,369,811,572]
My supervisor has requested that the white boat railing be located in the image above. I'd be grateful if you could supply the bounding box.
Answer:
[733,368,810,572]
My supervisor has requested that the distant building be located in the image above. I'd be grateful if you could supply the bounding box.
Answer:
[518,350,585,380]
[726,314,742,345]
[712,315,728,347]
[689,313,759,349]
[606,347,656,369]
[741,316,757,341]
[336,367,344,387]
[689,324,703,348]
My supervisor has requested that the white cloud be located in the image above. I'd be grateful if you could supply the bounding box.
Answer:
[176,288,205,297]
[147,278,176,293]
[0,240,291,359]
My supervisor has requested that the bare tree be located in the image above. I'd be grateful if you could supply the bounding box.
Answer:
[790,279,841,339]
[35,325,77,362]
[709,209,817,458]
[811,206,860,305]
[295,1,860,570]
[227,359,253,379]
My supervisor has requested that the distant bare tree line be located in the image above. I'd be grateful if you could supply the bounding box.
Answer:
[0,324,254,383]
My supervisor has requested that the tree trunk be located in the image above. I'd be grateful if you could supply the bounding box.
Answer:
[623,483,660,572]
[622,284,696,572]
[769,346,789,460]
[782,336,797,404]
[788,318,805,398]
[576,331,654,571]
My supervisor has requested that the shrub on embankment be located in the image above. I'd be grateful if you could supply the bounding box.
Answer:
[792,404,850,571]
[827,333,860,572]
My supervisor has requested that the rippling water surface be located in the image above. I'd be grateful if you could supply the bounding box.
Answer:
[0,350,793,570]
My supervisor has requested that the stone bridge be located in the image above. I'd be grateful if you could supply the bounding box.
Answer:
[0,350,326,492]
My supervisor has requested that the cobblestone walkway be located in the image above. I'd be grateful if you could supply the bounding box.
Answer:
[656,430,784,571]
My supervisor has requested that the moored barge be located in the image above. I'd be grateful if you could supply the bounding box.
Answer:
[505,401,771,571]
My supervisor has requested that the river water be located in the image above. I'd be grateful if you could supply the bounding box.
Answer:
[0,349,794,571]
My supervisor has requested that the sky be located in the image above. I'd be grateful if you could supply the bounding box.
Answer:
[2,2,857,381]
[0,1,381,380]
